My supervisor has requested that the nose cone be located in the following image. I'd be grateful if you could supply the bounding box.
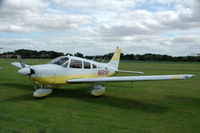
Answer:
[18,67,30,75]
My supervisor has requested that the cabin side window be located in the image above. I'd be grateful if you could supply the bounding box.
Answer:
[92,64,97,69]
[84,61,91,69]
[70,59,82,69]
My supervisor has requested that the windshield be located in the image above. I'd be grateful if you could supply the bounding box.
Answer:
[48,56,69,66]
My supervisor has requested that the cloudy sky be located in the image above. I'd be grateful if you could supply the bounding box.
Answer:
[0,0,200,56]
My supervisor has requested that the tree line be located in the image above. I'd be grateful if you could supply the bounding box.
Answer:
[0,49,200,62]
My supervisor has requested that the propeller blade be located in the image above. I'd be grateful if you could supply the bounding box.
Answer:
[17,55,26,68]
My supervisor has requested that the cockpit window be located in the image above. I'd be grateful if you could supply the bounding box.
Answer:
[48,57,69,66]
[62,62,69,68]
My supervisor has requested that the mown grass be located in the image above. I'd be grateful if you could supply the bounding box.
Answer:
[0,59,200,133]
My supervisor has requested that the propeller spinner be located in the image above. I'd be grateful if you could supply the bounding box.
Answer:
[18,67,35,75]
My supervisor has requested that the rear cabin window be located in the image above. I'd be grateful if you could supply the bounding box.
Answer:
[84,61,91,69]
[92,64,97,69]
[70,59,82,69]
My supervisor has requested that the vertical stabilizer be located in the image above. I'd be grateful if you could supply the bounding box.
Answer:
[108,47,121,69]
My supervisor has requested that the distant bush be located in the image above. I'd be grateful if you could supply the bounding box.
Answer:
[0,49,200,62]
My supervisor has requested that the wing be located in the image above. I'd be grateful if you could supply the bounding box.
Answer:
[67,74,194,83]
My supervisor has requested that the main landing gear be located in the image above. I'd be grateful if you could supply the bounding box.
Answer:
[91,83,106,97]
[32,82,106,98]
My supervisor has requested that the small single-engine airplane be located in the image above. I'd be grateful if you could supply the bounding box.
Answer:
[11,48,194,98]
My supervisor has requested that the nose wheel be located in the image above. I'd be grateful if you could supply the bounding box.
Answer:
[31,82,53,98]
[33,88,53,98]
[91,83,106,97]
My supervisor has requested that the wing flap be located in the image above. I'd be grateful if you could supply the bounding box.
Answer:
[67,74,194,83]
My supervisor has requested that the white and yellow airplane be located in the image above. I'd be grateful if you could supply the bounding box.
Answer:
[11,48,194,98]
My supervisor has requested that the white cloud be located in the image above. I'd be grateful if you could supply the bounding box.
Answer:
[0,0,200,56]
[52,0,136,11]
[0,0,93,32]
[1,0,48,12]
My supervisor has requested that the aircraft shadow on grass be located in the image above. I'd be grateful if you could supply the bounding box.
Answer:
[5,83,200,113]
[3,82,170,114]
[53,88,169,113]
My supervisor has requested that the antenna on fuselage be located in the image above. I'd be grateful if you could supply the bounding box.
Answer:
[92,56,96,61]
[101,57,106,63]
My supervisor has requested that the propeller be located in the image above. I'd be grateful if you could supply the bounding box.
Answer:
[17,55,26,68]
[18,67,35,75]
[17,55,35,76]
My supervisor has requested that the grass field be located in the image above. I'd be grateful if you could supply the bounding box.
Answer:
[0,59,200,133]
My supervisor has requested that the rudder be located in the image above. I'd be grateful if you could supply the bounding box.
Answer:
[108,47,121,69]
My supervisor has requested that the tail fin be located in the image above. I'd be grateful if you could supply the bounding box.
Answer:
[108,47,121,69]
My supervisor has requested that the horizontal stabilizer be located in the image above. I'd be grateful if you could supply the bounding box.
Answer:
[67,74,194,83]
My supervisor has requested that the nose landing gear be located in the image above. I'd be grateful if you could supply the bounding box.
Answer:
[32,83,53,98]
[33,88,53,98]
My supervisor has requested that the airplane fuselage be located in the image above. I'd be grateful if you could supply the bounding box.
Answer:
[28,56,116,85]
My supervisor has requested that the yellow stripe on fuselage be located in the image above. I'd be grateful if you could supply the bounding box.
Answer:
[31,72,115,85]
